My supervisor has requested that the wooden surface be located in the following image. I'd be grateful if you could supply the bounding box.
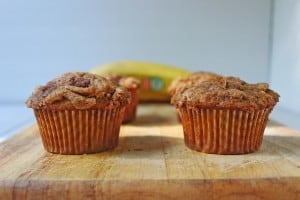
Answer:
[1,104,300,200]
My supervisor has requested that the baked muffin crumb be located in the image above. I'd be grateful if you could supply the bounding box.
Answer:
[26,72,131,110]
[171,76,279,111]
[168,71,222,95]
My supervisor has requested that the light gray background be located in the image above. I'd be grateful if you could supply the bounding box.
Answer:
[0,0,299,137]
[0,0,271,103]
[271,0,300,114]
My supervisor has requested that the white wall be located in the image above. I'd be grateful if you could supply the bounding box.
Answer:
[0,0,272,103]
[269,0,300,130]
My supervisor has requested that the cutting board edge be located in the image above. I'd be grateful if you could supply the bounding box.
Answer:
[1,177,299,200]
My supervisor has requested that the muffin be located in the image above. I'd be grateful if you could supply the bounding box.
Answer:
[26,72,131,154]
[168,71,222,95]
[168,71,222,121]
[105,75,140,123]
[171,76,279,154]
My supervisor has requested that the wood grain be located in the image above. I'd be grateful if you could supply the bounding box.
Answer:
[0,104,300,200]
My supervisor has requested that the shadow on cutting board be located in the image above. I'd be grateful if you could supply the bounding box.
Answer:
[131,103,179,126]
[116,136,186,159]
[116,134,300,159]
[131,113,179,126]
[260,135,300,155]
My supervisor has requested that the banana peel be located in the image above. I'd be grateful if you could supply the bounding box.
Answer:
[90,61,191,102]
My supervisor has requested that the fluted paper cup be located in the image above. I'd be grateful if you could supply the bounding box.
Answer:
[179,107,272,154]
[176,108,182,122]
[34,107,125,155]
[122,88,139,123]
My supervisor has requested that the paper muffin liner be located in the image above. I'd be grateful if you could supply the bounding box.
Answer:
[122,88,139,123]
[179,107,273,154]
[34,107,125,155]
[176,108,182,122]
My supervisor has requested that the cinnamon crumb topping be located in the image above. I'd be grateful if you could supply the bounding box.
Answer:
[171,76,279,111]
[26,72,131,109]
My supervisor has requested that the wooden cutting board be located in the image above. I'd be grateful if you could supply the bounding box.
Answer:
[0,104,300,200]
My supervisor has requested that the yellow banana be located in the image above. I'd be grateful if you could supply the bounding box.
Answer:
[90,61,191,102]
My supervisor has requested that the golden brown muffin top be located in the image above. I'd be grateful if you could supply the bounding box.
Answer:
[105,75,140,89]
[171,76,279,111]
[26,72,131,110]
[168,71,222,95]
